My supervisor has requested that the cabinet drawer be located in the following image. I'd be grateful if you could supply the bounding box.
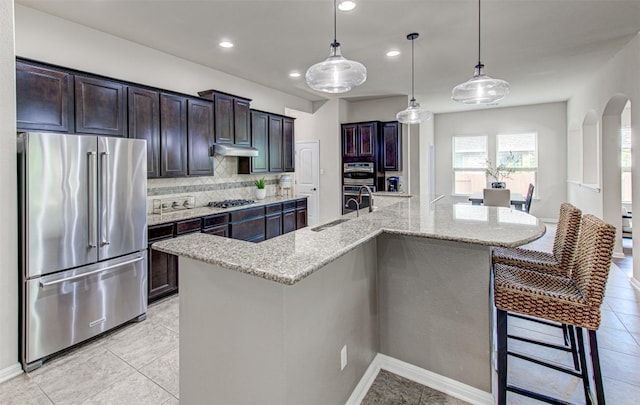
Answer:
[175,218,202,235]
[265,203,282,215]
[230,206,265,222]
[148,223,175,242]
[202,213,229,228]
[203,224,229,238]
[282,200,297,211]
[229,217,265,242]
[296,198,307,208]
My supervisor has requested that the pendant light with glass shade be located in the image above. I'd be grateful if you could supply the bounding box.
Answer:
[305,0,367,93]
[451,0,510,104]
[396,33,433,124]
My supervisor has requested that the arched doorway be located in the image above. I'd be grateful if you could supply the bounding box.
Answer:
[602,95,631,259]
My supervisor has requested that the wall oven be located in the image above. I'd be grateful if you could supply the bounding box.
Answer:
[342,162,376,214]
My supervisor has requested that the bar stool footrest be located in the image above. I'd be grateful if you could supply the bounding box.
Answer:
[507,350,583,378]
[507,384,575,405]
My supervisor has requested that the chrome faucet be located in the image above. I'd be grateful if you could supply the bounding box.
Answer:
[345,198,360,217]
[358,185,374,213]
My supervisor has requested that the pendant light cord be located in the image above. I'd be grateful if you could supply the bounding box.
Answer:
[477,0,483,69]
[332,0,339,47]
[411,36,415,101]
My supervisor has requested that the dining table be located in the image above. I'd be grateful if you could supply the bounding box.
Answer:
[468,191,526,211]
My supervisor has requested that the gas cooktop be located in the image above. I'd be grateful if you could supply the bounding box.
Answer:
[208,199,255,209]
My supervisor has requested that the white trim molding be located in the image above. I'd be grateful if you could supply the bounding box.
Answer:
[631,276,640,292]
[612,252,626,259]
[0,363,23,384]
[346,353,494,405]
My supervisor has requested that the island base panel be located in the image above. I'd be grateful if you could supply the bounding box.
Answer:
[377,234,493,393]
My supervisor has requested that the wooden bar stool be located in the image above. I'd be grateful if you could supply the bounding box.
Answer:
[494,214,616,405]
[493,203,582,352]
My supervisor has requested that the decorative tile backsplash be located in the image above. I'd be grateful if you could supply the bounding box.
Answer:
[147,155,292,211]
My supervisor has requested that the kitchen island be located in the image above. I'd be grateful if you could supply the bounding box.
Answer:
[153,196,545,404]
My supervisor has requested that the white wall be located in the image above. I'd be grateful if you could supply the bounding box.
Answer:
[0,0,20,381]
[566,34,640,282]
[291,100,342,224]
[435,102,567,221]
[14,5,312,115]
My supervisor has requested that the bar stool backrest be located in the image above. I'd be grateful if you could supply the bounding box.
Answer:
[572,214,616,316]
[553,203,582,273]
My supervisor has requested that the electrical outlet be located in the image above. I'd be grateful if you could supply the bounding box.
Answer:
[340,345,347,370]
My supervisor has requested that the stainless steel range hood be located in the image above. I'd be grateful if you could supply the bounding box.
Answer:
[213,143,259,157]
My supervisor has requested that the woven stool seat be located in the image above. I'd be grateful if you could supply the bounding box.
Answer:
[493,203,582,276]
[494,263,600,330]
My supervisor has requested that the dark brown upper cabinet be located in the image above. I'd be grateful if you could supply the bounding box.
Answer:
[16,61,74,133]
[187,98,214,176]
[128,87,160,178]
[342,122,377,159]
[248,110,269,173]
[283,118,295,172]
[75,75,127,137]
[234,98,251,146]
[380,121,402,171]
[160,93,188,177]
[268,115,284,172]
[198,90,251,146]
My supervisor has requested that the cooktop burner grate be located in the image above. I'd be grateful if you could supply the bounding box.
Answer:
[208,199,255,209]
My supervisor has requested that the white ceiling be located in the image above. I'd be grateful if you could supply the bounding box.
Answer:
[15,0,640,113]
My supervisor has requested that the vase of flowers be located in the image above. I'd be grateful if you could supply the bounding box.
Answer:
[485,151,516,188]
[254,178,266,200]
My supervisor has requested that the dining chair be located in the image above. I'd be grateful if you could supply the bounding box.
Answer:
[524,183,535,213]
[483,188,510,208]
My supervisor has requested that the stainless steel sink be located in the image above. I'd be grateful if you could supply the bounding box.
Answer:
[310,218,351,232]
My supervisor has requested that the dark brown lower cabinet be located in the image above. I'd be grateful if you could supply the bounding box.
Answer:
[229,206,266,242]
[148,248,179,302]
[282,210,297,234]
[296,208,307,229]
[266,213,283,239]
[203,225,229,237]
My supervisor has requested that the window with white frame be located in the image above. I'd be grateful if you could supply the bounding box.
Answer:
[496,133,538,196]
[621,126,632,203]
[453,135,487,195]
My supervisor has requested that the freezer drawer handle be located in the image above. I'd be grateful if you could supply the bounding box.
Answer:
[39,256,144,288]
[101,151,111,246]
[88,151,98,248]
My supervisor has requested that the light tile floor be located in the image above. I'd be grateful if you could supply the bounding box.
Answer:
[1,224,639,404]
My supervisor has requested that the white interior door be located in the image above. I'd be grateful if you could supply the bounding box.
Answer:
[295,141,320,226]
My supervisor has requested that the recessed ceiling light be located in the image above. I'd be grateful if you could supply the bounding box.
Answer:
[386,50,401,57]
[338,1,356,11]
[219,41,234,48]
[289,72,301,78]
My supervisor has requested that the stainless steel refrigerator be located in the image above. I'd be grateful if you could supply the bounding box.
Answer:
[18,132,148,371]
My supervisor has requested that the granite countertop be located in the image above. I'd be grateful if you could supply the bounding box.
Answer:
[148,195,305,226]
[153,195,546,286]
[372,191,412,197]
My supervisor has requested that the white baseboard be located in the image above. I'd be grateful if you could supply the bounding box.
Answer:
[346,353,494,405]
[539,218,558,224]
[631,276,640,292]
[0,363,23,384]
[612,252,626,259]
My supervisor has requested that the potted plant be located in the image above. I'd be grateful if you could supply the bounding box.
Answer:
[254,177,266,200]
[485,151,516,189]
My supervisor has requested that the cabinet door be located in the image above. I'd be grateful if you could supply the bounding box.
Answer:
[296,208,307,229]
[269,116,284,172]
[214,93,234,144]
[283,118,295,172]
[229,217,266,242]
[128,87,160,178]
[187,98,214,176]
[160,93,188,177]
[75,76,127,137]
[358,122,376,157]
[203,225,229,237]
[148,247,179,302]
[282,210,297,234]
[342,124,358,158]
[381,121,401,171]
[234,98,251,146]
[266,213,283,239]
[16,61,74,132]
[250,111,269,173]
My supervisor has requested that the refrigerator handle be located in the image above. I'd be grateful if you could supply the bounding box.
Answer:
[88,151,97,248]
[101,151,111,246]
[39,255,145,288]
